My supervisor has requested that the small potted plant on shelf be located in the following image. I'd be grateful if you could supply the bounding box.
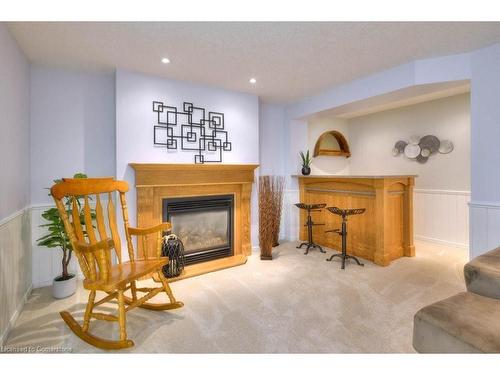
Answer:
[300,150,312,175]
[37,173,88,299]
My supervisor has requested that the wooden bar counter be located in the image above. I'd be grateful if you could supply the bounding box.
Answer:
[295,175,416,266]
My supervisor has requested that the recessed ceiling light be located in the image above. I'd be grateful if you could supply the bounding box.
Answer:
[249,78,257,84]
[161,57,170,64]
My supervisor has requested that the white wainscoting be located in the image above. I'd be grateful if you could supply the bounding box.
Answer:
[283,189,300,242]
[414,189,470,249]
[469,201,500,259]
[0,208,32,345]
[282,188,470,249]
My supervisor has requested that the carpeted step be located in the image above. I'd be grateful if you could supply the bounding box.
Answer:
[464,246,500,300]
[413,292,500,353]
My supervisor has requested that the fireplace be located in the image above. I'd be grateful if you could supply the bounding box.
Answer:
[163,195,234,265]
[131,163,258,280]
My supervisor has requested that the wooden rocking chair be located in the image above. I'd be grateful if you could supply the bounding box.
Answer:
[51,177,183,350]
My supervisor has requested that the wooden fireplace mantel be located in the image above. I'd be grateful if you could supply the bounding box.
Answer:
[130,163,259,187]
[130,163,259,281]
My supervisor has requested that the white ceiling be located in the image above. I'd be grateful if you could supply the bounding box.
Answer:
[7,22,500,103]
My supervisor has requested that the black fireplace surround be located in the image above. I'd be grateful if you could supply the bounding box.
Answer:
[162,195,234,265]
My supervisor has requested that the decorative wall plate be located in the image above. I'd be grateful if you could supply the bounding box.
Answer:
[394,140,407,153]
[409,135,421,145]
[439,140,454,154]
[394,135,452,162]
[416,154,428,164]
[419,135,440,154]
[420,148,431,157]
[404,144,421,159]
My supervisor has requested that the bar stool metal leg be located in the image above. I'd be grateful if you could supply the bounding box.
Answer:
[325,207,365,269]
[295,204,326,255]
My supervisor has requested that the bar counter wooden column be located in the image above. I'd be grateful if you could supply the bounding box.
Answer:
[295,175,416,266]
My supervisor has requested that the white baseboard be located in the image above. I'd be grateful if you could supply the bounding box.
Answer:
[415,235,469,249]
[0,285,32,345]
[33,280,53,288]
[281,235,467,249]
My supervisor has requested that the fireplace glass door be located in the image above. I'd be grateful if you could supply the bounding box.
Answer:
[163,195,234,265]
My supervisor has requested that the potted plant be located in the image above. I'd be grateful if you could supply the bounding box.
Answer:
[37,173,88,299]
[300,150,312,175]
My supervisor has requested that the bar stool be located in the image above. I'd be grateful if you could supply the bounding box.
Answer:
[325,206,366,269]
[295,203,326,255]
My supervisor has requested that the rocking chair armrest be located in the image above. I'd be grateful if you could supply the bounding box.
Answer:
[75,238,115,253]
[128,222,172,236]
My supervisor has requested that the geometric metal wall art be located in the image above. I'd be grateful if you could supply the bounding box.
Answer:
[392,135,453,164]
[153,101,232,164]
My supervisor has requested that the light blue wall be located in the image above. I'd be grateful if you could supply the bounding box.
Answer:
[470,43,500,204]
[0,24,30,220]
[115,69,260,248]
[0,23,31,346]
[259,102,286,176]
[30,66,115,205]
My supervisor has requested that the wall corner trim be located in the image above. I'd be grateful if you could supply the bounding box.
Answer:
[414,189,471,196]
[0,206,31,228]
[469,200,500,209]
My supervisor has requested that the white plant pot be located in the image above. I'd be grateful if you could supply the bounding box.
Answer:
[52,274,77,299]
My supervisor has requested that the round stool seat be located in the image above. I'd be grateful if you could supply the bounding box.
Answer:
[327,206,365,217]
[295,203,326,210]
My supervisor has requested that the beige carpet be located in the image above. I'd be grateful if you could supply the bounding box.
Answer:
[4,240,467,353]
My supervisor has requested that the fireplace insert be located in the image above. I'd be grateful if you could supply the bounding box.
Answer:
[162,195,234,265]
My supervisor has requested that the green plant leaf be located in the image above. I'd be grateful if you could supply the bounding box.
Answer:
[38,172,90,274]
[299,150,312,167]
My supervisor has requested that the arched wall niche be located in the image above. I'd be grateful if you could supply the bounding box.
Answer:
[313,130,351,158]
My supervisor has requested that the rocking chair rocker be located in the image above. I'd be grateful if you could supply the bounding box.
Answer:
[51,177,184,350]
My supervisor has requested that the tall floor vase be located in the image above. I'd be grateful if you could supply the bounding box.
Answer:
[272,176,285,247]
[259,175,285,260]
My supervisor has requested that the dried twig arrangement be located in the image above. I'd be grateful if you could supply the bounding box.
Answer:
[272,176,285,247]
[259,176,274,259]
[259,175,285,260]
